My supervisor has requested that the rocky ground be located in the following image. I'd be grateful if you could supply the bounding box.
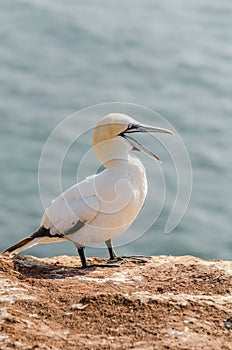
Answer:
[0,254,231,350]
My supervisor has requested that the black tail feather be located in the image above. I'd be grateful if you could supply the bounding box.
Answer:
[30,226,64,239]
[30,227,51,239]
[2,227,63,255]
[2,237,34,254]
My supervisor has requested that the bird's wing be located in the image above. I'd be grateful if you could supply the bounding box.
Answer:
[41,174,102,236]
[42,194,100,236]
[51,174,99,204]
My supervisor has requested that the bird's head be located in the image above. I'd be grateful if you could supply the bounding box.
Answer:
[92,113,174,167]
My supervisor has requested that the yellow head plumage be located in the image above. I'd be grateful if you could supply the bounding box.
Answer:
[92,113,136,147]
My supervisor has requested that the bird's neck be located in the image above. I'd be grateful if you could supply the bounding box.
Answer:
[94,137,133,169]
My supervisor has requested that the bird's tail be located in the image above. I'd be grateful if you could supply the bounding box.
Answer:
[2,227,62,255]
[2,236,43,255]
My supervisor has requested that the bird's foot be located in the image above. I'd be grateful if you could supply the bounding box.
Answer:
[105,255,151,266]
[80,256,151,268]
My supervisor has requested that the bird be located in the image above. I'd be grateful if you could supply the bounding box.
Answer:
[2,113,174,268]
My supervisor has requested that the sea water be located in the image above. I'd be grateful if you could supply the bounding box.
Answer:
[1,1,231,260]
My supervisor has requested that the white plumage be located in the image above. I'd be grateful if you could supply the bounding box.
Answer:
[3,113,173,267]
[43,150,147,244]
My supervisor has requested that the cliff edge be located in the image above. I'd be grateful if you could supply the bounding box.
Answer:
[0,254,231,349]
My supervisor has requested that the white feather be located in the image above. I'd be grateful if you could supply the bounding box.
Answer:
[41,149,147,246]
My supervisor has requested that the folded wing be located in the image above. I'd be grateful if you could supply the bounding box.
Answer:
[41,175,101,237]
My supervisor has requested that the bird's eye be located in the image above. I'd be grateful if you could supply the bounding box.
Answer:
[126,123,140,132]
[127,123,134,130]
[120,123,138,136]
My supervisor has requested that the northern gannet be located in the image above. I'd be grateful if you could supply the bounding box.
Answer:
[3,113,174,267]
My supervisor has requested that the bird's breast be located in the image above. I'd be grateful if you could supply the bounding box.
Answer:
[93,159,148,227]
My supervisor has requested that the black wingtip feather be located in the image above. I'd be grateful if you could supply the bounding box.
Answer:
[2,237,33,254]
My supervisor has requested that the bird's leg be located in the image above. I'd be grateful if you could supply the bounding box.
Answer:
[104,239,124,266]
[75,241,151,269]
[105,239,118,260]
[76,246,88,268]
[75,243,121,268]
[105,239,151,265]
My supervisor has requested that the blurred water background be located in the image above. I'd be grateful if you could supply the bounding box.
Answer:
[1,0,231,260]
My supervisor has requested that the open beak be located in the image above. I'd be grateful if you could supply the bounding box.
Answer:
[121,122,174,163]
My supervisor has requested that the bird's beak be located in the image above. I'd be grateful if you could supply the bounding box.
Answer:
[121,122,174,163]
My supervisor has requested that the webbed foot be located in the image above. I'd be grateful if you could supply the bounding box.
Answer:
[105,255,151,266]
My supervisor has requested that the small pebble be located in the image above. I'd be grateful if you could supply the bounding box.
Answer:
[71,303,88,310]
[224,317,232,330]
[0,307,10,321]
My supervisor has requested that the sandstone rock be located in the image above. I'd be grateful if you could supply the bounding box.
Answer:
[0,254,231,349]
